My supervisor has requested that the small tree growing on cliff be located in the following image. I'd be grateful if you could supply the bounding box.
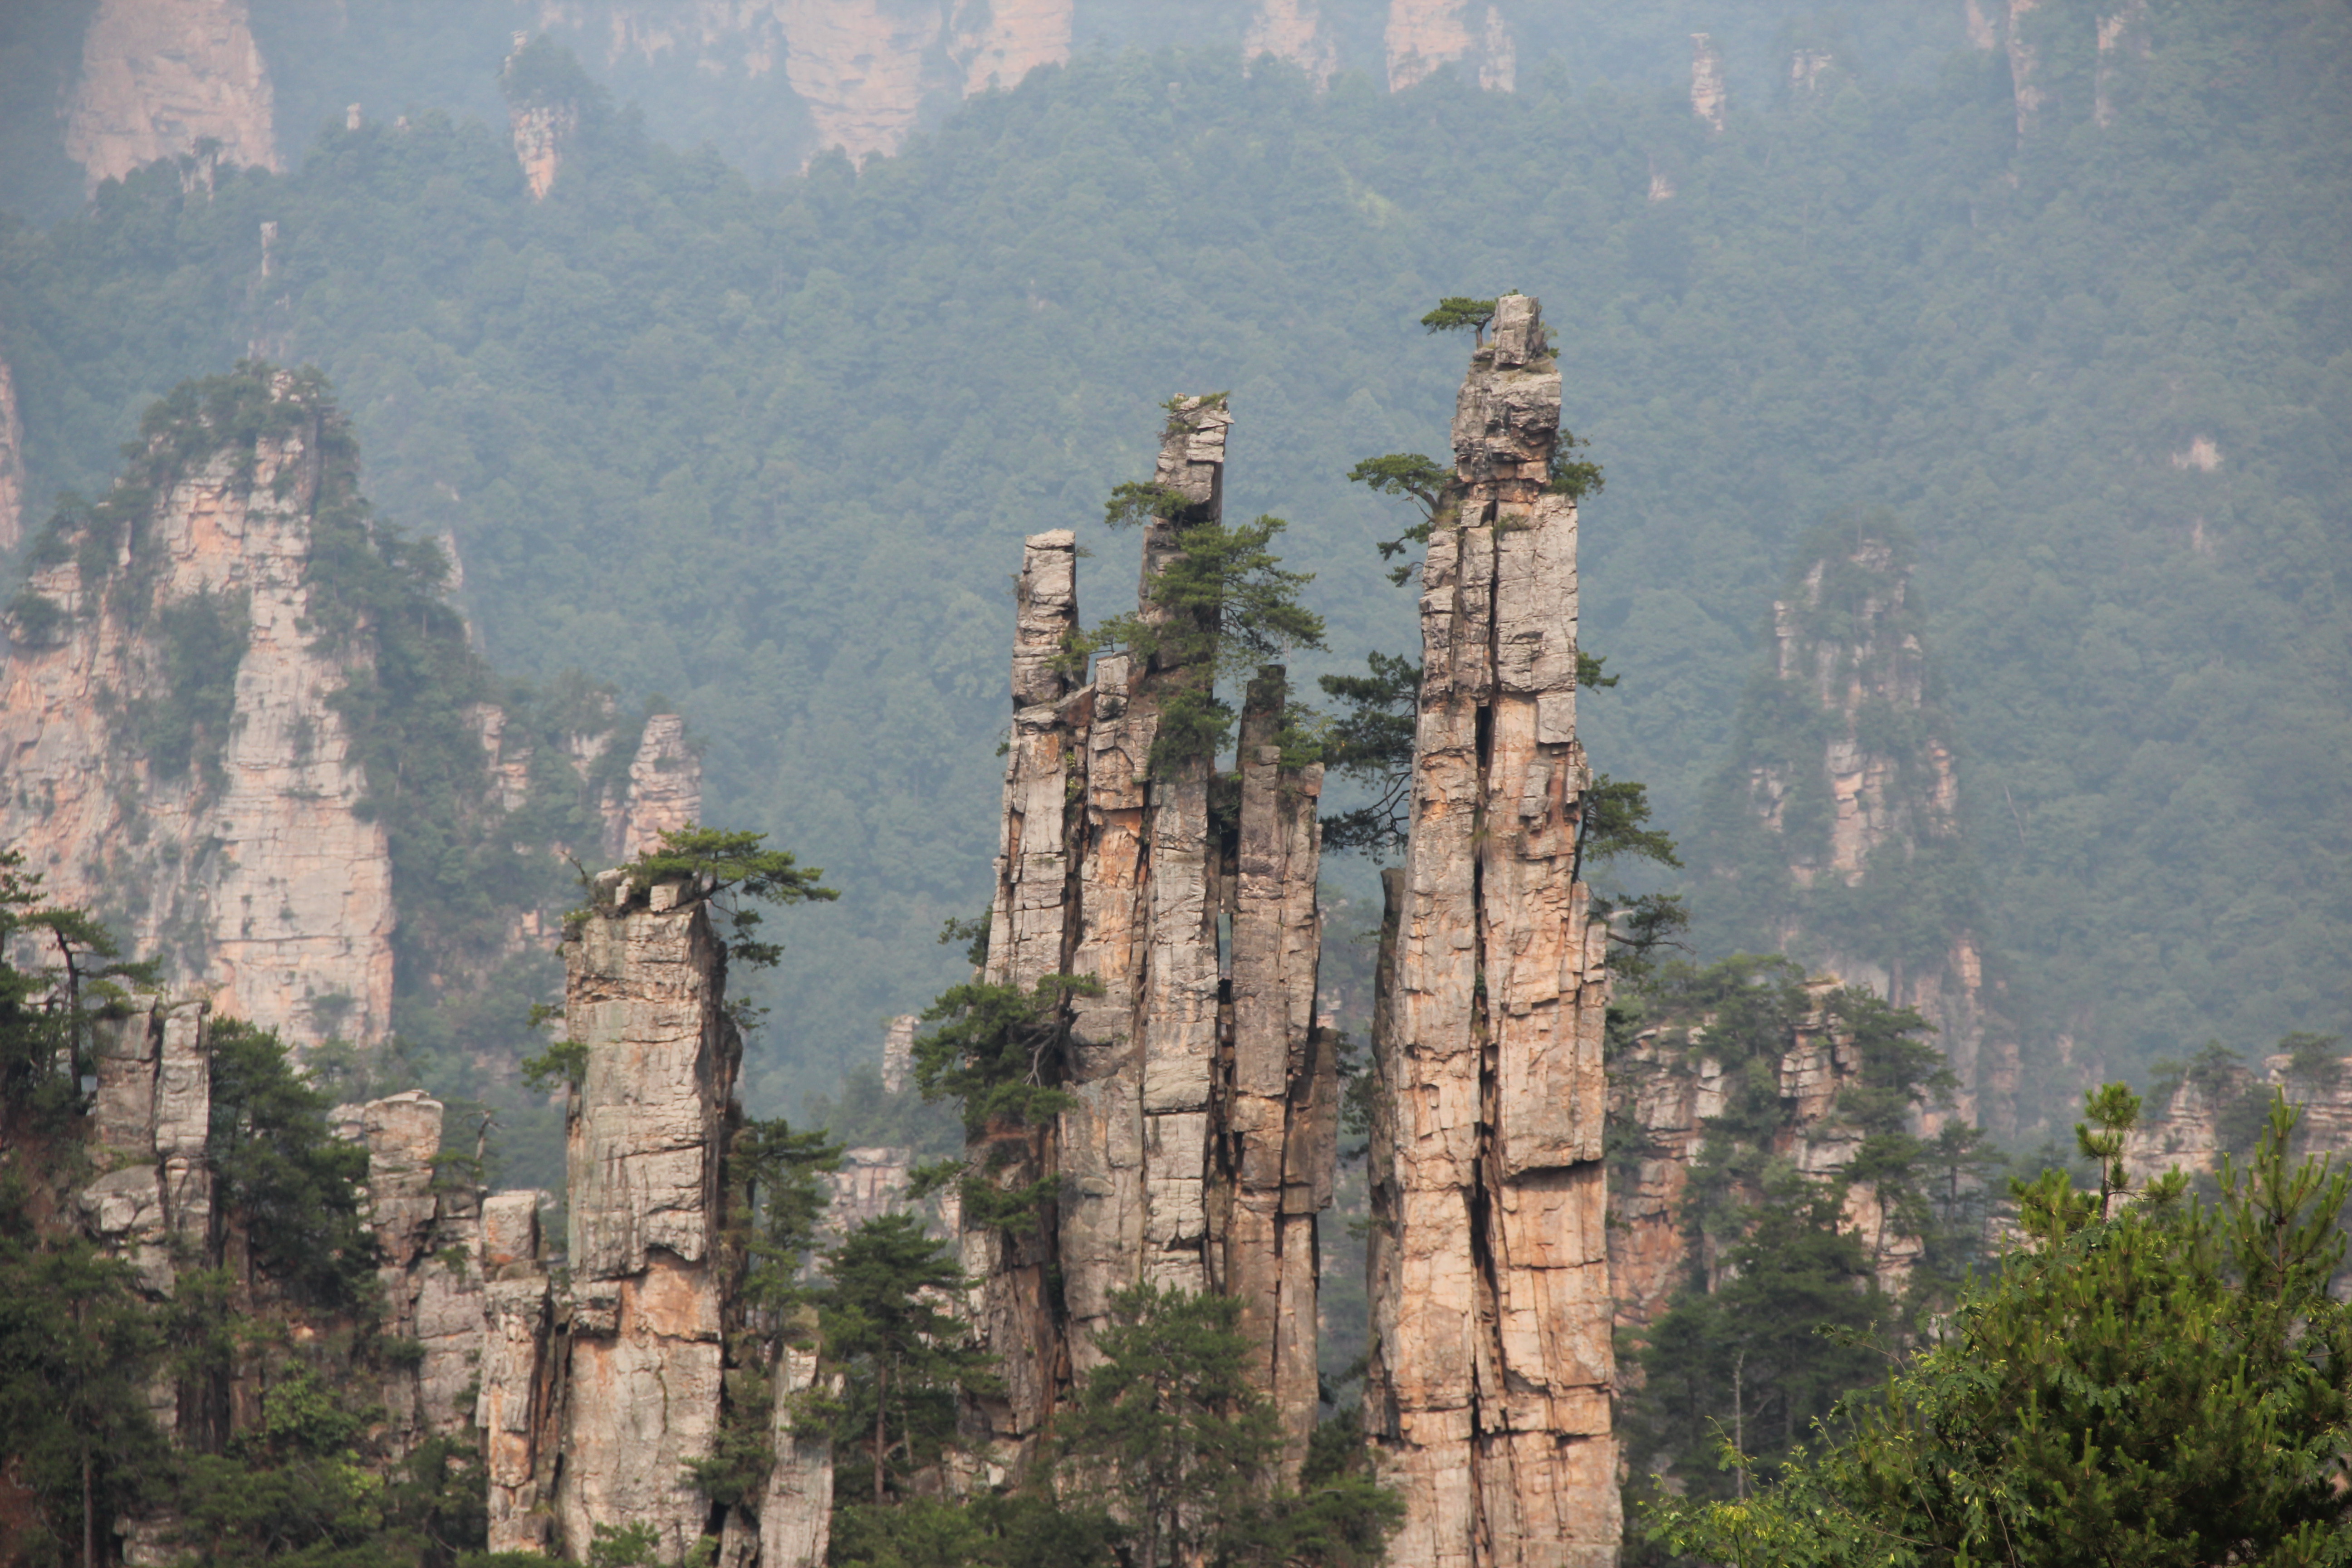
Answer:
[1073,404,1328,774]
[818,1214,984,1506]
[609,824,838,969]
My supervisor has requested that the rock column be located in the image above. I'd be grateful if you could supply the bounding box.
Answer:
[1364,294,1618,1567]
[554,872,740,1561]
[966,397,1333,1476]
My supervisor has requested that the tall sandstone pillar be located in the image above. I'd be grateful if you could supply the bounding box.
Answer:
[967,397,1335,1477]
[554,872,740,1560]
[1365,294,1618,1568]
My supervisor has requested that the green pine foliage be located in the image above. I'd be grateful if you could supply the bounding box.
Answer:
[818,1213,986,1506]
[1649,1093,2352,1567]
[1613,958,1998,1524]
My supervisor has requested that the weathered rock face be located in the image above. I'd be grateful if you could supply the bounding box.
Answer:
[1689,31,1727,131]
[339,1092,497,1449]
[1362,294,1617,1568]
[83,997,217,1312]
[543,0,1074,165]
[965,397,1337,1476]
[1244,0,1338,87]
[463,871,830,1564]
[2124,1047,2352,1187]
[1607,980,1924,1340]
[510,99,577,200]
[553,875,740,1560]
[0,377,395,1050]
[63,0,279,192]
[0,371,700,1055]
[1386,0,1515,92]
[1700,534,2018,1135]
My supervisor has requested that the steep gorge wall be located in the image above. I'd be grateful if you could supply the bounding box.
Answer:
[1362,294,1617,1567]
[0,375,394,1049]
[64,0,279,191]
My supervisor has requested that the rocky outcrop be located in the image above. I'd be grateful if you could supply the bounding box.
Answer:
[2007,0,2046,142]
[0,370,700,1055]
[1701,533,2017,1135]
[1245,0,1338,87]
[554,873,740,1560]
[461,869,829,1564]
[882,1011,916,1092]
[2124,1045,2352,1187]
[83,997,216,1310]
[1362,294,1617,1568]
[1386,0,1514,93]
[340,1093,497,1450]
[510,99,577,200]
[1689,32,1727,132]
[0,373,395,1050]
[1608,980,1924,1339]
[963,397,1337,1478]
[952,0,1075,96]
[544,0,1073,165]
[63,0,279,191]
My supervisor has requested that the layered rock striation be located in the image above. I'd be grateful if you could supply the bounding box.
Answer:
[1362,294,1617,1567]
[965,396,1337,1477]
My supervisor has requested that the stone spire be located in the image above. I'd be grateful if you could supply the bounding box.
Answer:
[964,396,1336,1477]
[1363,294,1618,1566]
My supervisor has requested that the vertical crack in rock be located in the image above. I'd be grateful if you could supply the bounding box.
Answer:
[553,871,739,1561]
[1365,295,1618,1567]
[0,377,394,1051]
[968,396,1332,1477]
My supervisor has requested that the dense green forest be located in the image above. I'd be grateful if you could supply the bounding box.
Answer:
[1,1,2346,1130]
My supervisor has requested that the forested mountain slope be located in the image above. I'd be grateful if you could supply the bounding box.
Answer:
[1,2,2344,1126]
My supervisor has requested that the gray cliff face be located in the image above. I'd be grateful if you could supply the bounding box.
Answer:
[1363,294,1618,1568]
[968,396,1336,1478]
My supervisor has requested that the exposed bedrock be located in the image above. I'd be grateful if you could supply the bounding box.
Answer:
[968,395,1335,1479]
[1363,294,1618,1568]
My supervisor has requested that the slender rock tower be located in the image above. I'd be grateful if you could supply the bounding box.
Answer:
[1364,294,1618,1567]
[966,397,1336,1478]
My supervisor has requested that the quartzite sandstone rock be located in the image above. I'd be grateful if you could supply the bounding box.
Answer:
[1607,980,1926,1343]
[1364,294,1617,1568]
[966,397,1336,1477]
[1725,537,2018,1135]
[0,372,701,1055]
